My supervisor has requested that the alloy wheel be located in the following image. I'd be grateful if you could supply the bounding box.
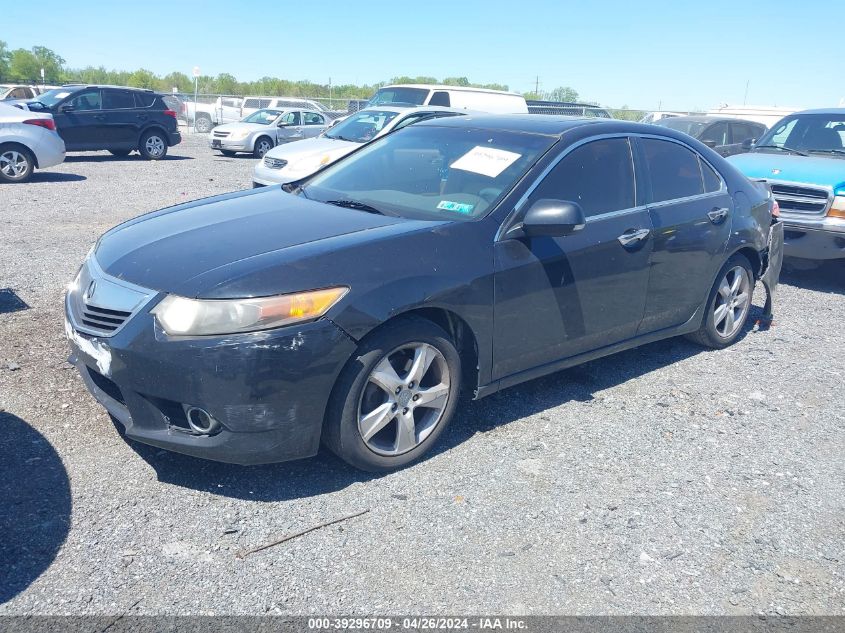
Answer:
[145,135,165,157]
[357,342,451,456]
[0,150,29,180]
[256,139,272,157]
[713,265,750,338]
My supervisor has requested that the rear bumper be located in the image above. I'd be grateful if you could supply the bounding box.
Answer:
[168,129,182,147]
[66,309,357,465]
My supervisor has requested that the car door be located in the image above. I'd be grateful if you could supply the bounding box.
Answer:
[728,121,765,155]
[493,136,653,379]
[52,89,104,150]
[301,111,327,138]
[100,89,140,149]
[276,111,303,143]
[636,136,733,334]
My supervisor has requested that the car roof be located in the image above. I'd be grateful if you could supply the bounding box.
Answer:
[380,84,521,96]
[661,115,763,124]
[793,108,845,115]
[59,84,155,93]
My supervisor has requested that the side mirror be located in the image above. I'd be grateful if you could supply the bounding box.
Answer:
[277,121,290,127]
[742,138,756,150]
[702,139,718,149]
[518,199,586,238]
[59,103,75,113]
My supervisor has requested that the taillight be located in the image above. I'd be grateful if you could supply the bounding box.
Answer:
[771,199,780,218]
[23,118,56,131]
[164,110,177,118]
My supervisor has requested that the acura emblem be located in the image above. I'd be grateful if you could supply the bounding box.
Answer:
[84,280,97,302]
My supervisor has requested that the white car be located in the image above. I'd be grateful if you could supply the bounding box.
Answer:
[253,105,464,187]
[0,102,65,183]
[210,107,328,158]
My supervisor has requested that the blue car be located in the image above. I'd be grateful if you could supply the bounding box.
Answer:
[729,108,845,260]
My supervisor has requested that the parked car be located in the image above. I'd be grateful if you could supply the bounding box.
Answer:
[526,100,612,118]
[0,84,44,101]
[707,105,797,128]
[638,111,686,124]
[19,84,181,159]
[241,97,344,120]
[654,116,766,157]
[65,115,782,471]
[253,105,465,186]
[0,102,65,183]
[728,108,845,260]
[367,84,529,113]
[181,95,243,132]
[210,108,328,158]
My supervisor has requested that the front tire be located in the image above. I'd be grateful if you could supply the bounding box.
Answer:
[323,316,461,472]
[687,254,754,349]
[138,130,168,160]
[253,136,274,158]
[0,145,35,183]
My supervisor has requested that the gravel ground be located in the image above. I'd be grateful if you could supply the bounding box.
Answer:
[0,132,843,616]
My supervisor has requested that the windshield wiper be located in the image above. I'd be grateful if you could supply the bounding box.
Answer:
[325,134,360,143]
[325,199,385,214]
[808,148,845,156]
[755,144,808,156]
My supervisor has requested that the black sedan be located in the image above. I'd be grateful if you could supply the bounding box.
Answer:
[65,116,783,471]
[654,115,767,157]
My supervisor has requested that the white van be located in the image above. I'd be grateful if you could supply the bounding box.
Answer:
[706,105,797,128]
[367,84,528,114]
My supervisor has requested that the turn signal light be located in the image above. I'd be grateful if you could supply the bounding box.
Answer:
[23,118,56,131]
[828,196,845,219]
[771,199,780,218]
[164,110,178,119]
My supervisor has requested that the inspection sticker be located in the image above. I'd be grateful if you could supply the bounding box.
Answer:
[449,146,522,178]
[437,200,475,214]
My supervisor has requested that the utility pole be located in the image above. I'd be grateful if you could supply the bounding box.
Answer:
[535,75,539,97]
[743,79,750,106]
[329,76,332,105]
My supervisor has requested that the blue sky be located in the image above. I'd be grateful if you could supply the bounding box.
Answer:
[3,0,841,110]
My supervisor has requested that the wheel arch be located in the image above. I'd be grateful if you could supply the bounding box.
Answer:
[137,125,168,147]
[253,134,274,151]
[0,141,38,168]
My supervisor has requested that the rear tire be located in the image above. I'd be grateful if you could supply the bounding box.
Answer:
[138,130,168,160]
[194,115,213,134]
[323,316,461,472]
[253,136,274,158]
[0,145,35,183]
[686,254,754,349]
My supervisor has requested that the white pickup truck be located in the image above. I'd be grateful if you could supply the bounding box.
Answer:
[182,96,243,132]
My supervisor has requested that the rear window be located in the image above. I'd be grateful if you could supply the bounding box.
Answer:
[642,138,704,202]
[134,92,156,108]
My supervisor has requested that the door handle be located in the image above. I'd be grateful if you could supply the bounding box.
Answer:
[617,228,650,247]
[708,207,729,224]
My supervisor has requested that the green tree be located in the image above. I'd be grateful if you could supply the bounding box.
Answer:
[161,71,191,93]
[547,86,579,102]
[215,73,239,95]
[0,41,8,80]
[127,68,157,89]
[442,76,470,87]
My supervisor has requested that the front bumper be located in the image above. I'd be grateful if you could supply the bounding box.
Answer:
[781,218,845,260]
[252,162,287,186]
[65,299,357,465]
[209,136,251,152]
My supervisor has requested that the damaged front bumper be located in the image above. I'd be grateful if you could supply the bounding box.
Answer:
[66,309,357,465]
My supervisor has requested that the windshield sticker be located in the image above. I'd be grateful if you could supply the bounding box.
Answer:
[449,146,522,178]
[437,200,475,214]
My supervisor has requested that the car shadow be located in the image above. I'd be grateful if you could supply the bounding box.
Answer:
[780,258,844,295]
[63,154,192,163]
[0,413,71,605]
[122,301,770,502]
[29,172,87,183]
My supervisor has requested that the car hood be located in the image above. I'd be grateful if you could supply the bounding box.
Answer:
[264,136,359,162]
[729,152,845,191]
[94,188,415,295]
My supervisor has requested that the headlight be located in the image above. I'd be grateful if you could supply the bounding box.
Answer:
[151,287,348,336]
[828,195,845,220]
[228,130,250,140]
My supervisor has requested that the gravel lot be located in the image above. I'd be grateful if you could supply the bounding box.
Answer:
[1,132,843,616]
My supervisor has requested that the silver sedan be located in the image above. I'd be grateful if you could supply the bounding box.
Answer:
[0,101,65,183]
[209,108,329,158]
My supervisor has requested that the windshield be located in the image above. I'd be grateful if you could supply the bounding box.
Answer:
[241,109,284,124]
[755,113,845,155]
[29,88,75,107]
[302,125,555,221]
[324,110,402,142]
[655,118,709,138]
[367,87,429,107]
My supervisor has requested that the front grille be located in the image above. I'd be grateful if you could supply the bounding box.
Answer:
[263,156,287,169]
[769,182,831,216]
[213,131,230,138]
[87,366,125,405]
[80,304,132,333]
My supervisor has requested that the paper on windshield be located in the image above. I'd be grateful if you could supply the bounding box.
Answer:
[450,146,522,178]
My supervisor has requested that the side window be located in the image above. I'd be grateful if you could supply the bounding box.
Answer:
[699,157,722,193]
[529,138,636,217]
[260,98,272,109]
[10,88,27,99]
[67,90,102,111]
[302,112,325,125]
[699,122,729,146]
[641,138,704,202]
[429,91,450,107]
[769,118,798,146]
[731,122,759,144]
[102,90,135,110]
[282,111,301,125]
[134,92,156,108]
[244,98,259,109]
